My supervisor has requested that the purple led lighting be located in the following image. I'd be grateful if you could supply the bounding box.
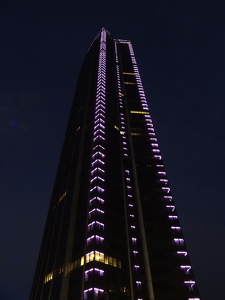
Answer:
[168,215,178,219]
[94,113,104,119]
[131,225,135,229]
[134,265,140,269]
[133,250,138,255]
[130,214,134,217]
[128,204,133,207]
[136,281,142,288]
[87,235,104,244]
[94,119,105,125]
[92,159,105,166]
[92,151,105,158]
[94,129,105,136]
[184,281,195,290]
[162,187,170,193]
[160,179,168,183]
[89,208,104,216]
[91,196,103,202]
[84,288,93,293]
[94,124,105,130]
[152,149,160,153]
[89,196,104,204]
[177,251,187,256]
[171,226,181,230]
[95,108,105,115]
[90,186,104,193]
[93,144,105,150]
[154,155,162,160]
[180,265,191,274]
[93,136,105,142]
[88,221,104,231]
[91,167,105,175]
[188,298,200,300]
[90,176,105,183]
[166,205,175,211]
[94,288,104,293]
[174,238,184,245]
[164,196,172,199]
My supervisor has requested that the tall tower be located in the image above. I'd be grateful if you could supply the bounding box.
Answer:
[30,29,200,300]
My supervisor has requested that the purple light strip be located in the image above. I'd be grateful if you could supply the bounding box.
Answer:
[85,34,107,287]
[168,215,178,219]
[174,238,184,245]
[177,251,187,256]
[171,226,181,230]
[166,205,175,211]
[180,265,191,274]
[184,280,196,290]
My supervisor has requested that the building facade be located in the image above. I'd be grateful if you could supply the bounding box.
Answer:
[30,28,200,300]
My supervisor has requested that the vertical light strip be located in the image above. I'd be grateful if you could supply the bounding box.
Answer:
[115,41,144,300]
[84,29,107,298]
[128,43,197,293]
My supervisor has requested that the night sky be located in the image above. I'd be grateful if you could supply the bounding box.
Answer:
[1,1,225,299]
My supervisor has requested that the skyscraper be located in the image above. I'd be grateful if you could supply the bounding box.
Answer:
[30,28,200,300]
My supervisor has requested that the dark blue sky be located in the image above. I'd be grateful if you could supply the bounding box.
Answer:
[1,1,224,299]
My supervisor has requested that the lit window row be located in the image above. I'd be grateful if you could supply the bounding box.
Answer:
[44,249,122,285]
[86,251,121,268]
[124,81,136,85]
[55,191,67,207]
[130,110,149,114]
[123,72,135,75]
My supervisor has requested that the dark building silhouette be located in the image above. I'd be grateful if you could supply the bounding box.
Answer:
[30,28,200,300]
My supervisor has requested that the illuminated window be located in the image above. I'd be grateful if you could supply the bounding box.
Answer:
[124,82,136,85]
[58,191,66,203]
[130,110,149,114]
[44,253,121,284]
[44,272,53,283]
[123,72,135,75]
